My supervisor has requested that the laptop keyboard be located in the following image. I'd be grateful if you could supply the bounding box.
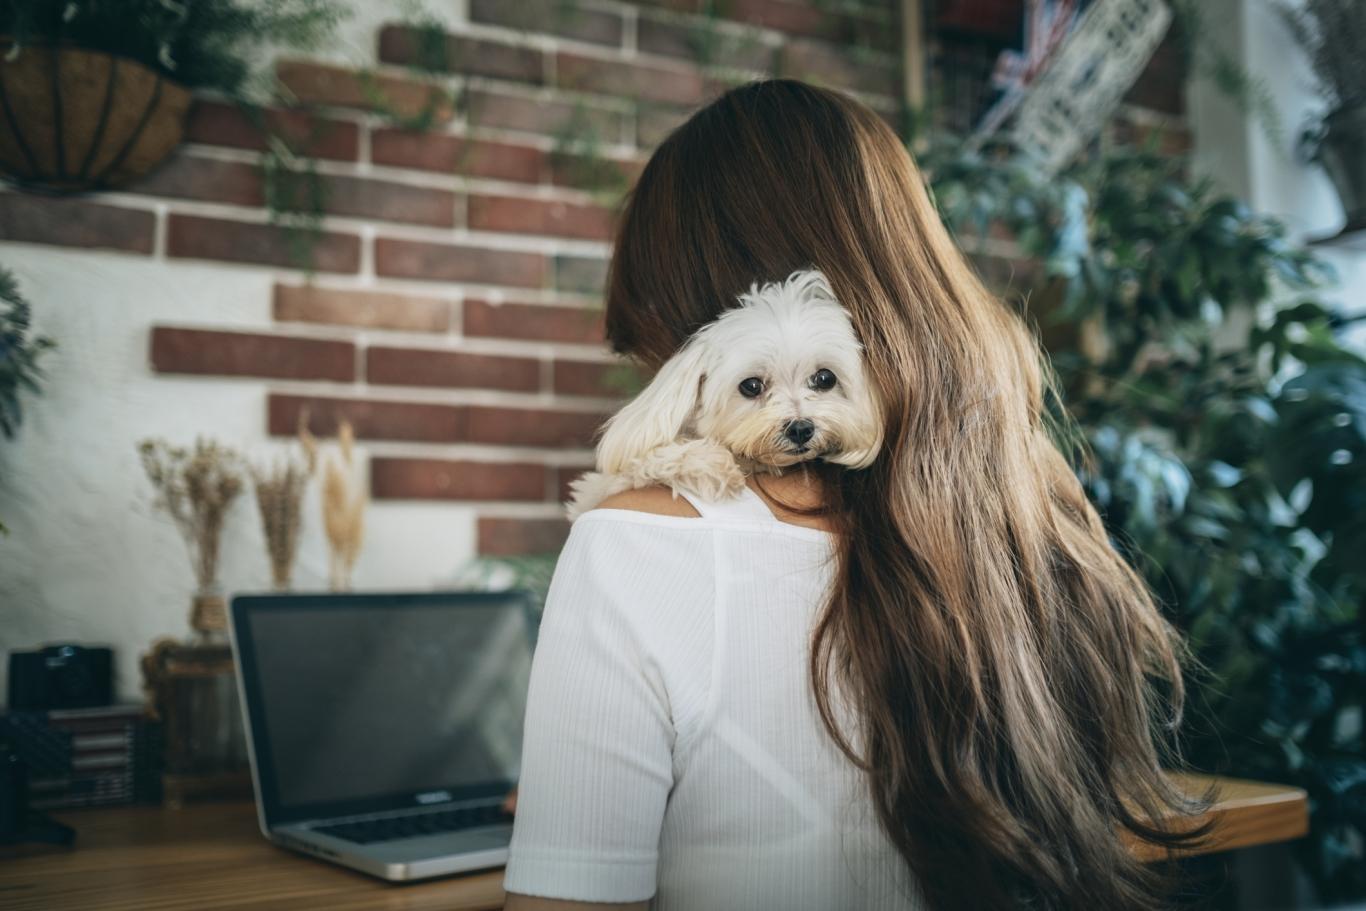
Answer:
[313,803,511,845]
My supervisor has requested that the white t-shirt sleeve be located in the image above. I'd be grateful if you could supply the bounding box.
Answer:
[503,517,695,902]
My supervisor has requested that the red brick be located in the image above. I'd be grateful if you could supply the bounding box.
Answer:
[725,0,829,33]
[555,255,608,294]
[636,16,775,70]
[375,238,544,288]
[372,457,547,501]
[276,60,455,124]
[135,154,453,226]
[934,0,1019,42]
[0,195,153,254]
[366,347,539,391]
[1125,35,1186,116]
[468,194,615,241]
[636,103,693,147]
[168,214,360,273]
[546,152,643,193]
[271,394,605,448]
[184,99,359,160]
[464,299,604,345]
[370,129,544,183]
[552,359,638,397]
[725,0,896,52]
[466,405,604,448]
[464,87,623,139]
[274,285,451,332]
[627,0,704,11]
[470,0,623,46]
[323,175,456,227]
[150,327,355,381]
[477,517,571,555]
[379,26,544,84]
[272,394,462,442]
[556,52,704,106]
[778,38,898,97]
[554,465,592,502]
[131,154,263,206]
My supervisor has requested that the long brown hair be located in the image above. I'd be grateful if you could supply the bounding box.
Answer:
[604,79,1212,910]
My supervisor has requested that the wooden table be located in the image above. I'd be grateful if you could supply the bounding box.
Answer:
[0,776,1307,911]
[1129,774,1309,862]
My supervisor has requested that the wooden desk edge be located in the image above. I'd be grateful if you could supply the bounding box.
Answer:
[1,775,1310,910]
[1128,774,1310,863]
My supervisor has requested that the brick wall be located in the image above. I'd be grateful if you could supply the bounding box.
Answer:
[0,0,1185,562]
[0,1,904,563]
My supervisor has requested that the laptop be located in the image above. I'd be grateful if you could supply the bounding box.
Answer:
[229,590,537,882]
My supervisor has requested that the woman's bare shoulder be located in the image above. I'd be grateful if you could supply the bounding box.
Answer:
[591,485,701,518]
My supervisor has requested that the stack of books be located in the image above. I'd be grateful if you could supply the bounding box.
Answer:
[0,704,163,809]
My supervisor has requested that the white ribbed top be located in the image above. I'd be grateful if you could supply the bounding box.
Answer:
[503,486,923,909]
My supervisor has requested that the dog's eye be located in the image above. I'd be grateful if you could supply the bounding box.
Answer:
[738,377,764,398]
[811,369,838,391]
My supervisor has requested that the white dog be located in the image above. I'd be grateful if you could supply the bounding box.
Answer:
[566,269,883,520]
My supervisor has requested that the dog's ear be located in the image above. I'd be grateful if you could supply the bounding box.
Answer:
[788,268,837,304]
[825,374,885,470]
[596,339,710,474]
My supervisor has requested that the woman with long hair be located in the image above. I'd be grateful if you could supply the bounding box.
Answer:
[501,78,1210,911]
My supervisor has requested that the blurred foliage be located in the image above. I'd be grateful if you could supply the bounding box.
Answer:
[0,266,54,536]
[0,266,52,442]
[454,555,559,620]
[924,140,1366,900]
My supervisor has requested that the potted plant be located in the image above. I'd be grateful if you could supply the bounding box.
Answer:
[300,418,366,591]
[1279,0,1366,236]
[137,437,245,639]
[250,417,317,592]
[0,0,342,192]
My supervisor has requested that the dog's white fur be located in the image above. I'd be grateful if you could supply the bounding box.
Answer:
[567,269,883,519]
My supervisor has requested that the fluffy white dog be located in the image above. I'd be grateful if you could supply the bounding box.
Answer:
[566,269,883,520]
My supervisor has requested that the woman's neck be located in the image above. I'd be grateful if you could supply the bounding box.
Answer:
[747,464,837,532]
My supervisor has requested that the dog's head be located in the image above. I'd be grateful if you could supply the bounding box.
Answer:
[597,269,883,473]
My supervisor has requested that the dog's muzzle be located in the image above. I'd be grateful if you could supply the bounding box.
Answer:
[782,419,815,449]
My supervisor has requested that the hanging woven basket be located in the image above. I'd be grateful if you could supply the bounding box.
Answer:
[0,44,192,193]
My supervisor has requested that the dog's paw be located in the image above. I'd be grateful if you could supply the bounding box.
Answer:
[565,471,633,520]
[634,440,748,503]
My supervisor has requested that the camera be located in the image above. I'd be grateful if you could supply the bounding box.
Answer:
[7,645,113,711]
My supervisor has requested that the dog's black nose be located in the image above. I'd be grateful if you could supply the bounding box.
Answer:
[784,419,815,446]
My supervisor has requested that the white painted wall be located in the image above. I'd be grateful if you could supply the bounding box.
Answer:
[0,246,481,704]
[0,1,601,705]
[1188,0,1366,343]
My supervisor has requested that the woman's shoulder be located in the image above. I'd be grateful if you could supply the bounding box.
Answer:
[549,489,719,655]
[590,485,701,518]
[561,487,716,574]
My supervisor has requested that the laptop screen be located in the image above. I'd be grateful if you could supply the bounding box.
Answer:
[231,592,536,826]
